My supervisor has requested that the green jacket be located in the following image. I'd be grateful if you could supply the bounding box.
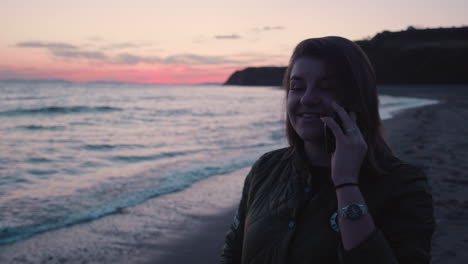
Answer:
[220,147,435,264]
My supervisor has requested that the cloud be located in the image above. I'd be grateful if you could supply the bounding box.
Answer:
[0,69,43,80]
[17,41,107,60]
[163,54,238,64]
[100,42,157,50]
[253,26,285,32]
[113,53,239,65]
[84,37,158,50]
[262,26,285,31]
[114,53,161,64]
[15,40,241,65]
[16,41,78,50]
[214,34,241,39]
[17,40,158,54]
[51,49,108,60]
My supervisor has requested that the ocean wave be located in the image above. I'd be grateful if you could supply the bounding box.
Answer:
[27,169,58,176]
[270,130,285,141]
[250,120,283,127]
[16,125,66,131]
[148,109,239,117]
[151,109,191,116]
[0,106,123,117]
[79,161,105,168]
[0,175,30,186]
[140,96,176,101]
[192,110,240,117]
[109,151,189,163]
[0,157,256,245]
[26,157,54,163]
[83,144,145,151]
[2,96,50,101]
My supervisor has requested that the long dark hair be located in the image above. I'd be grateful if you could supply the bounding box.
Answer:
[283,36,397,178]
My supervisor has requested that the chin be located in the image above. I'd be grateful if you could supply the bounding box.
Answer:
[297,130,324,142]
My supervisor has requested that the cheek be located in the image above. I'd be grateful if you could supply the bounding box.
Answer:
[287,91,301,108]
[286,94,299,121]
[321,94,337,113]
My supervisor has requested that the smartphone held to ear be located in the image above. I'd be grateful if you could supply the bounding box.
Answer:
[323,112,346,154]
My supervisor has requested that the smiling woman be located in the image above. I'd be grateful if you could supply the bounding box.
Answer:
[287,57,340,148]
[221,36,435,264]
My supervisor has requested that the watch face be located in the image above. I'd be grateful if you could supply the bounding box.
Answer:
[346,204,363,220]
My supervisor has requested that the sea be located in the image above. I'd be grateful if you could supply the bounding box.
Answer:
[0,81,439,245]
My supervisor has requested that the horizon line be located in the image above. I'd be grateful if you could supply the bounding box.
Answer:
[0,78,225,85]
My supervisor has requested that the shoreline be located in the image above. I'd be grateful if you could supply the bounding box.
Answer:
[1,85,467,263]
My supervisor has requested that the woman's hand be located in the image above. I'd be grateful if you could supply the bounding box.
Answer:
[320,101,368,185]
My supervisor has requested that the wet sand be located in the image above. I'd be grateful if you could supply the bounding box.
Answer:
[1,85,467,264]
[380,85,468,264]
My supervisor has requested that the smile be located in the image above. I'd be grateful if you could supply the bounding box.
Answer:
[298,113,322,118]
[297,113,323,122]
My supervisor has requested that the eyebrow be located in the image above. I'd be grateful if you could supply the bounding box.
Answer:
[290,74,336,81]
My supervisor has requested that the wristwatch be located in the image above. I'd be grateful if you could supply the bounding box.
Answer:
[339,202,368,220]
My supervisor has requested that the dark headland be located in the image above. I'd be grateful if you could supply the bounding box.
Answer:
[224,26,468,86]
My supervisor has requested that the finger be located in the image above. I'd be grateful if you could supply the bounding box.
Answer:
[320,116,344,140]
[345,112,364,138]
[331,101,354,129]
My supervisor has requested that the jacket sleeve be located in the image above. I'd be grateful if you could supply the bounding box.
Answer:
[220,166,254,264]
[337,166,436,264]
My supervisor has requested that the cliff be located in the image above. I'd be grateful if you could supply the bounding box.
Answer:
[224,67,286,86]
[224,26,468,86]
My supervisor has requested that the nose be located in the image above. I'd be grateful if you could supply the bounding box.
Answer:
[300,86,322,106]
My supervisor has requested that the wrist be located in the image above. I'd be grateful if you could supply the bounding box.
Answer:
[333,178,359,186]
[334,182,359,190]
[332,172,359,186]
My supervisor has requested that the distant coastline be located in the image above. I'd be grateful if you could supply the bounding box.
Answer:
[224,26,468,86]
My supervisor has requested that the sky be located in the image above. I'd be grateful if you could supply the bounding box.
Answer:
[1,0,467,84]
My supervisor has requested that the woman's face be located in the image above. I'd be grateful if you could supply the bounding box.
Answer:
[287,56,342,141]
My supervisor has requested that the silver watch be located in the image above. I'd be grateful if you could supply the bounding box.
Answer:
[339,202,368,220]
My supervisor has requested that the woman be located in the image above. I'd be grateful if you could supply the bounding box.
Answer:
[220,36,435,264]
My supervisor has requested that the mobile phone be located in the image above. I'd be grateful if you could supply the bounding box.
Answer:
[324,111,347,154]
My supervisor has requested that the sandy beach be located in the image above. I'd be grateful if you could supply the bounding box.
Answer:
[379,85,468,264]
[1,85,467,264]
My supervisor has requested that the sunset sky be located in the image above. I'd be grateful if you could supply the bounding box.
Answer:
[1,0,466,84]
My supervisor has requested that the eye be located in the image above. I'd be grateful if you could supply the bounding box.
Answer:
[290,80,305,91]
[290,85,305,91]
[319,78,338,89]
